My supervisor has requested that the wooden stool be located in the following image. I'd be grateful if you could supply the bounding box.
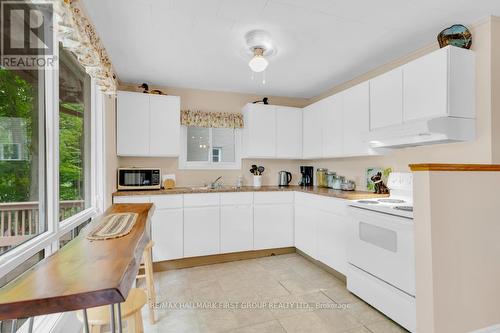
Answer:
[77,288,147,333]
[136,240,156,324]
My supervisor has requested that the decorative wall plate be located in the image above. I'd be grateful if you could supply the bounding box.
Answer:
[437,24,472,49]
[366,167,392,191]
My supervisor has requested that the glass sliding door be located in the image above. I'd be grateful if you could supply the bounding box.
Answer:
[0,67,46,254]
[58,46,91,222]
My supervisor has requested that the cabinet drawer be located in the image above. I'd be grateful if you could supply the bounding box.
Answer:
[220,192,253,206]
[150,195,183,209]
[254,191,294,204]
[315,196,348,215]
[295,192,347,215]
[183,193,220,207]
[113,196,150,204]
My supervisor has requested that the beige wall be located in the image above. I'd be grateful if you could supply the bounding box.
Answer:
[104,95,118,208]
[414,170,500,333]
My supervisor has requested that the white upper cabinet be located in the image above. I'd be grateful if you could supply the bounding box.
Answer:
[117,91,150,156]
[403,48,448,121]
[302,102,323,159]
[149,94,180,156]
[276,106,302,158]
[242,104,276,158]
[117,91,180,157]
[403,46,474,122]
[322,94,343,157]
[343,82,373,156]
[242,103,302,159]
[370,68,403,129]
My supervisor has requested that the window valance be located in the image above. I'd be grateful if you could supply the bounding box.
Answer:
[180,110,244,129]
[54,0,118,95]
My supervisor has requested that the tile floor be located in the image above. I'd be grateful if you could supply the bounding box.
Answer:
[141,253,408,333]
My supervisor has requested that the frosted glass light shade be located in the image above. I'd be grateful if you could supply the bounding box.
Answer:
[248,55,268,73]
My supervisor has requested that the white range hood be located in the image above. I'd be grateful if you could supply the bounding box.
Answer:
[367,117,475,149]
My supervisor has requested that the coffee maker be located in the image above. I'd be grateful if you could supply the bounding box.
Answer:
[299,166,314,186]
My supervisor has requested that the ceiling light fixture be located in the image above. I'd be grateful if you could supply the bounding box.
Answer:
[244,30,275,83]
[249,47,268,73]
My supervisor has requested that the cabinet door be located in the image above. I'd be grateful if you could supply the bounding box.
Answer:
[243,104,276,158]
[184,207,220,257]
[276,106,302,158]
[316,211,348,275]
[294,204,317,259]
[302,103,323,158]
[321,94,343,157]
[370,68,403,129]
[220,205,253,253]
[343,82,372,156]
[254,204,294,250]
[403,47,448,121]
[117,91,150,156]
[152,209,183,261]
[149,95,180,156]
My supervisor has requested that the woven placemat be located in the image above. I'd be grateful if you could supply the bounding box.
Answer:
[87,213,138,240]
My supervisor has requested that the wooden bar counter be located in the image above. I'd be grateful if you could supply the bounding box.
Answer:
[0,203,153,320]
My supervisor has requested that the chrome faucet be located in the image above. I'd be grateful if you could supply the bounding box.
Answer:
[210,176,223,189]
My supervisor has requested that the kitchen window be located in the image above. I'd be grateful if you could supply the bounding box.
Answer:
[212,147,222,162]
[180,126,241,169]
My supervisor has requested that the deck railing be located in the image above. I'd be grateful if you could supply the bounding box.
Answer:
[0,200,85,249]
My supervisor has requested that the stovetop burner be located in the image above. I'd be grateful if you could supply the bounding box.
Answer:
[378,198,406,204]
[357,200,379,204]
[393,206,413,212]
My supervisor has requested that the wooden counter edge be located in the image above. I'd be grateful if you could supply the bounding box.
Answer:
[410,163,500,172]
[0,203,154,321]
[0,289,123,320]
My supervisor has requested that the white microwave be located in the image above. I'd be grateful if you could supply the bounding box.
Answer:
[117,167,161,190]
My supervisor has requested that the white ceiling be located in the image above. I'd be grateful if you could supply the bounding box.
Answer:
[82,0,500,98]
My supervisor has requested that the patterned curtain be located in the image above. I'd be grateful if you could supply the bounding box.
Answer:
[53,0,118,94]
[180,110,244,128]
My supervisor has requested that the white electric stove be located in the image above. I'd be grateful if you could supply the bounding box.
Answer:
[349,172,413,218]
[347,172,416,332]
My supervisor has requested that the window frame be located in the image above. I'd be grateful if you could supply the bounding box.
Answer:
[0,41,106,279]
[179,126,241,170]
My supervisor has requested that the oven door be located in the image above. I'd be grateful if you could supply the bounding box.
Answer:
[347,206,415,296]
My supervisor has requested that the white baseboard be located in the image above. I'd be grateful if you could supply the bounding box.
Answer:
[470,324,500,333]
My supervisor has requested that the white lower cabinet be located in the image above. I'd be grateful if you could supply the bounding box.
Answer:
[114,191,348,274]
[151,208,183,262]
[220,205,253,253]
[316,210,348,275]
[254,204,294,250]
[294,193,348,274]
[184,206,220,257]
[294,204,317,258]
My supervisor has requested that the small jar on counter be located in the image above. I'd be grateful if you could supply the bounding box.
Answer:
[316,168,328,187]
[326,171,337,188]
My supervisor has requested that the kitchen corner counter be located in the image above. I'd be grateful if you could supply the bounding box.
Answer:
[112,185,388,201]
